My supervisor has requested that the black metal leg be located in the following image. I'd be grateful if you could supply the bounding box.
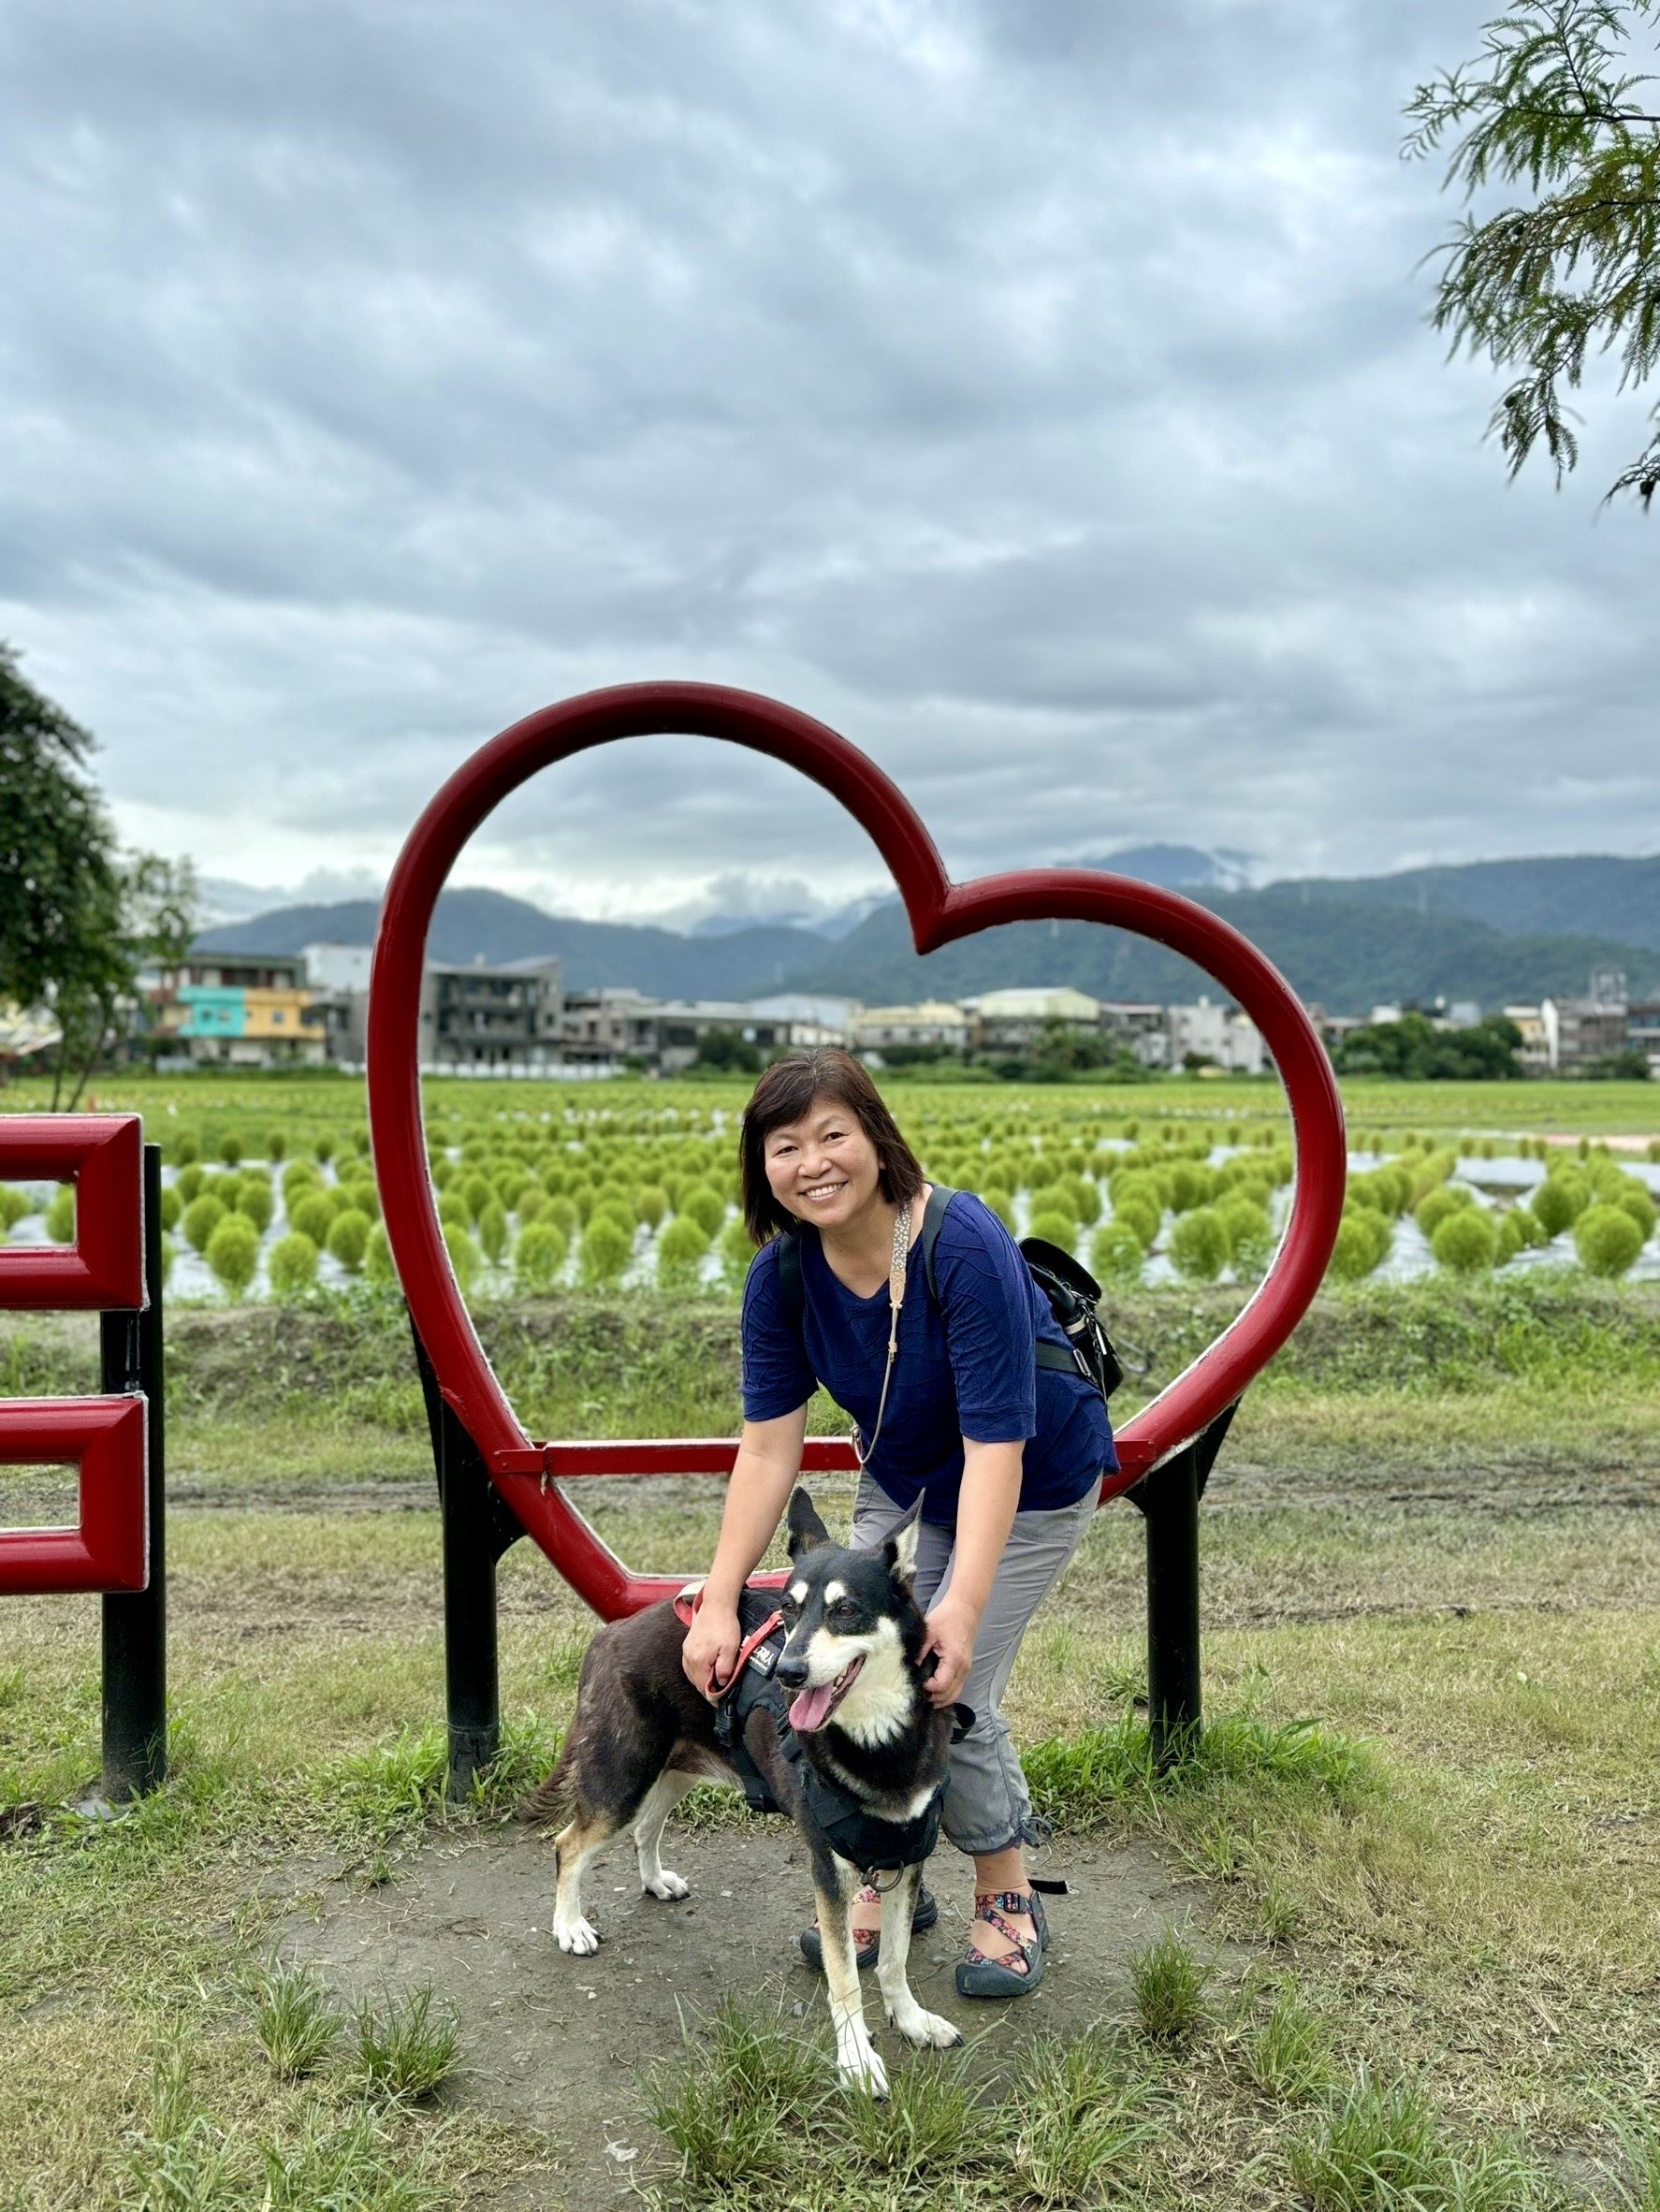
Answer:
[440,1400,502,1797]
[1128,1400,1237,1770]
[101,1143,167,1799]
[410,1319,527,1798]
[1143,1448,1201,1768]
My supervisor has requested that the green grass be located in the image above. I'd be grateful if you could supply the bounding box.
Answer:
[252,1961,344,2082]
[349,1986,460,2103]
[5,1250,1660,2205]
[1287,2069,1561,2211]
[1128,1928,1210,2046]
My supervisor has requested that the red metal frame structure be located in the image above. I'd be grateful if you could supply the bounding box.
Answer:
[0,1116,149,1597]
[368,681,1346,1638]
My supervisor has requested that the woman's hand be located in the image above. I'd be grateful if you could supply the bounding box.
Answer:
[682,1598,743,1701]
[920,1594,980,1707]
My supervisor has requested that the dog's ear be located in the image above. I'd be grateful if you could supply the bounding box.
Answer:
[786,1486,832,1562]
[882,1504,924,1592]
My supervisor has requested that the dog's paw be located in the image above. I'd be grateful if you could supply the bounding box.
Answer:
[889,2004,964,2050]
[555,1914,601,1956]
[644,1870,691,1900]
[837,2045,889,2099]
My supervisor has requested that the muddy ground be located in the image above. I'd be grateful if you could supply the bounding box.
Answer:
[280,1820,1203,2210]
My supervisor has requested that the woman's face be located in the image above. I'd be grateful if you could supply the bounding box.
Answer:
[762,1093,884,1234]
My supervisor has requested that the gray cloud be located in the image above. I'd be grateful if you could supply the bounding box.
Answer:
[2,0,1653,925]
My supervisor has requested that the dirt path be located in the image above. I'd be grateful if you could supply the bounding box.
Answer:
[278,1822,1203,2211]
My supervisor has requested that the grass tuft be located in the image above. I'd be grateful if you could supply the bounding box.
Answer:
[1231,1975,1334,2103]
[1128,1927,1209,2046]
[331,1729,448,1844]
[1023,1711,1378,1833]
[644,1991,830,2189]
[840,2042,1001,2183]
[1593,2096,1660,2210]
[252,1959,343,2081]
[1009,2023,1163,2205]
[352,1986,460,2103]
[1289,2067,1559,2210]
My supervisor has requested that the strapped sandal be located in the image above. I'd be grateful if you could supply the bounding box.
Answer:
[798,1881,938,1972]
[954,1886,1050,2000]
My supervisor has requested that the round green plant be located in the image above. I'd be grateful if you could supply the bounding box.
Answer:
[205,1215,259,1297]
[268,1231,319,1298]
[1573,1203,1645,1279]
[182,1193,226,1254]
[1027,1208,1077,1250]
[656,1214,711,1289]
[364,1223,399,1286]
[680,1186,727,1239]
[1415,1186,1473,1239]
[326,1208,371,1273]
[477,1200,509,1264]
[579,1216,633,1288]
[515,1220,568,1292]
[1088,1221,1144,1288]
[1431,1208,1498,1275]
[1168,1207,1229,1284]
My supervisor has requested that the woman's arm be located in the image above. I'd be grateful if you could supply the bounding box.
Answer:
[919,1435,1025,1705]
[683,1404,810,1696]
[703,1404,811,1606]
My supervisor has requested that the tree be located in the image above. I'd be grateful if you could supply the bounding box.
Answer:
[1404,1,1660,506]
[1331,1011,1522,1079]
[0,645,197,1105]
[691,1028,761,1074]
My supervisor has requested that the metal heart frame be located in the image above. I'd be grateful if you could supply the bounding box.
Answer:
[368,682,1346,1622]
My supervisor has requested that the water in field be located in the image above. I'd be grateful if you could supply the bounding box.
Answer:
[5,1135,1657,1300]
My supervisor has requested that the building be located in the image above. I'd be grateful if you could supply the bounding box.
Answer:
[1166,996,1268,1075]
[1502,1005,1551,1077]
[852,1001,969,1052]
[558,987,663,1070]
[966,986,1102,1049]
[1098,1001,1170,1068]
[423,957,564,1073]
[1624,998,1660,1076]
[748,994,861,1041]
[150,949,324,1067]
[303,942,374,994]
[1542,971,1629,1072]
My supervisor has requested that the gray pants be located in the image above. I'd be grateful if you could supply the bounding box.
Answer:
[851,1473,1099,1859]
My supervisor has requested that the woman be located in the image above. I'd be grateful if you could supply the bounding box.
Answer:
[682,1048,1115,1998]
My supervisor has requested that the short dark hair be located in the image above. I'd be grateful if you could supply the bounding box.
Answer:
[738,1049,925,1245]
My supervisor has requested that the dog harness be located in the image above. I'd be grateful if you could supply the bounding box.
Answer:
[673,1581,975,1878]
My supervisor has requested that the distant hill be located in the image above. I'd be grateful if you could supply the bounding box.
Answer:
[773,887,1660,1013]
[196,858,1660,1015]
[195,888,830,999]
[1268,854,1660,954]
[1071,843,1255,894]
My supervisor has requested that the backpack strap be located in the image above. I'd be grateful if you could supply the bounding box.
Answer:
[919,1183,957,1304]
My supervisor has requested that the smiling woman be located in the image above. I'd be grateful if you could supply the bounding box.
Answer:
[681,1047,1115,1999]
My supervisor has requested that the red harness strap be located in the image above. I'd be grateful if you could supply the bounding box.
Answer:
[673,1581,785,1703]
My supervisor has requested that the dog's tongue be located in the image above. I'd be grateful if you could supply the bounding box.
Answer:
[789,1655,863,1734]
[789,1681,838,1732]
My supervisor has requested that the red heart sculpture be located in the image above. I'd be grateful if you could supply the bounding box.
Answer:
[368,683,1346,1621]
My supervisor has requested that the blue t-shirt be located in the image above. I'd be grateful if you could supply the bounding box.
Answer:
[740,1190,1116,1525]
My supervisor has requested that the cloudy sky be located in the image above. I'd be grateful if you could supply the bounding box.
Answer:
[4,0,1654,929]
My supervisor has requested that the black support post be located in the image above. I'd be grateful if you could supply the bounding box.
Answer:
[100,1142,167,1800]
[410,1322,526,1797]
[1129,1401,1237,1769]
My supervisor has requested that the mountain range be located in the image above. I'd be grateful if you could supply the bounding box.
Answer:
[195,848,1660,1015]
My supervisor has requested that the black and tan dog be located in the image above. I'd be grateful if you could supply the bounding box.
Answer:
[518,1487,964,2094]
